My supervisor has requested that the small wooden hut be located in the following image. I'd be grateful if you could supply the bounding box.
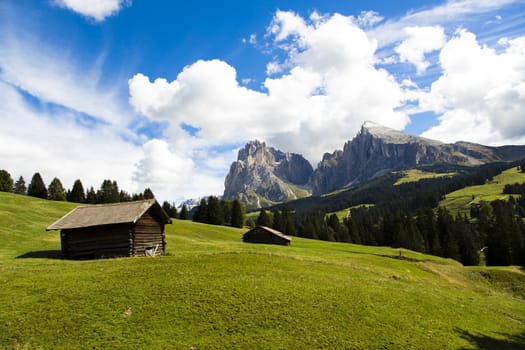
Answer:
[243,226,291,246]
[47,199,172,259]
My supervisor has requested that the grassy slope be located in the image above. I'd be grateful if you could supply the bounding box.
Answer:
[394,169,457,186]
[441,167,525,216]
[1,192,524,349]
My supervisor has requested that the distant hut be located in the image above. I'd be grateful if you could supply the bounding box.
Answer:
[243,226,291,246]
[47,199,172,259]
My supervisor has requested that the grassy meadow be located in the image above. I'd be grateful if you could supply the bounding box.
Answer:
[440,167,525,216]
[0,192,524,349]
[394,169,457,186]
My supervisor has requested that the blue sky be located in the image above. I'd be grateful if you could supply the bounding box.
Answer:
[1,0,525,203]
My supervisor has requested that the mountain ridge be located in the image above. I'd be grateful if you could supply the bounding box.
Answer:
[223,122,525,205]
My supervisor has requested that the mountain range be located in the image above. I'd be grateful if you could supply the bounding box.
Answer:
[223,121,525,209]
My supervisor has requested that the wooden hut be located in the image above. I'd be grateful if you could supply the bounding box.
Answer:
[47,199,172,259]
[243,226,291,246]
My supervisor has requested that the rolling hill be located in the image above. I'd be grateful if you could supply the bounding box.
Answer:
[0,192,524,349]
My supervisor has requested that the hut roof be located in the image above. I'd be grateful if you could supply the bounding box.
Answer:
[47,199,172,230]
[247,226,291,241]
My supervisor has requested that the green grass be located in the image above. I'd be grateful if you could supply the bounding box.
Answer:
[1,192,525,349]
[440,167,525,216]
[394,169,457,186]
[326,204,375,221]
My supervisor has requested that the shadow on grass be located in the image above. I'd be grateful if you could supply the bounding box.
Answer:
[16,250,63,259]
[457,329,525,350]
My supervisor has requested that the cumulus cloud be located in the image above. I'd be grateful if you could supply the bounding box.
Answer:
[395,26,446,74]
[53,0,131,21]
[420,31,525,145]
[0,81,142,196]
[129,11,409,164]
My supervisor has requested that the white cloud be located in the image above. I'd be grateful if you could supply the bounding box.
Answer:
[357,11,384,27]
[53,0,130,21]
[395,26,446,74]
[369,0,520,47]
[129,11,410,165]
[0,26,129,125]
[132,139,221,200]
[0,81,142,197]
[420,31,525,145]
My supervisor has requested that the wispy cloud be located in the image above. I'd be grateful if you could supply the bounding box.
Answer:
[369,0,522,47]
[0,26,129,125]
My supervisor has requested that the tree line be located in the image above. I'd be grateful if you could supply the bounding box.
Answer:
[192,196,246,228]
[0,169,187,219]
[260,161,525,267]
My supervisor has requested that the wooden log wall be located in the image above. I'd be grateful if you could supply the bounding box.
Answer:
[133,212,165,256]
[61,225,131,259]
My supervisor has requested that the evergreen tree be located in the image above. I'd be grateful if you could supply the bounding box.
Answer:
[193,198,208,223]
[48,177,67,201]
[68,179,85,203]
[230,200,245,228]
[0,169,13,192]
[27,172,48,199]
[456,214,480,266]
[273,210,284,232]
[283,208,296,236]
[143,188,155,199]
[162,201,178,218]
[97,180,120,203]
[437,207,460,261]
[221,200,232,225]
[256,209,272,227]
[119,190,132,202]
[13,176,27,195]
[405,215,425,252]
[179,204,189,220]
[207,196,224,225]
[486,201,513,265]
[86,186,97,204]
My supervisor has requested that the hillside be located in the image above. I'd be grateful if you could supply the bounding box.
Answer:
[0,192,524,349]
[441,166,525,216]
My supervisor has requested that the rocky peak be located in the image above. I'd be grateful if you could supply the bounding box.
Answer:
[238,140,275,166]
[223,140,313,209]
[309,121,522,195]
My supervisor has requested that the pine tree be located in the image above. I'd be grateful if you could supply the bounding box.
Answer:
[86,187,97,204]
[256,209,272,227]
[97,180,120,203]
[179,204,189,220]
[68,179,85,203]
[221,200,232,225]
[437,207,460,261]
[27,172,48,199]
[273,210,284,232]
[0,169,13,192]
[48,177,67,201]
[162,201,177,218]
[283,208,296,236]
[206,196,224,225]
[193,198,208,223]
[143,188,155,199]
[230,200,245,228]
[456,214,480,266]
[13,176,27,195]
